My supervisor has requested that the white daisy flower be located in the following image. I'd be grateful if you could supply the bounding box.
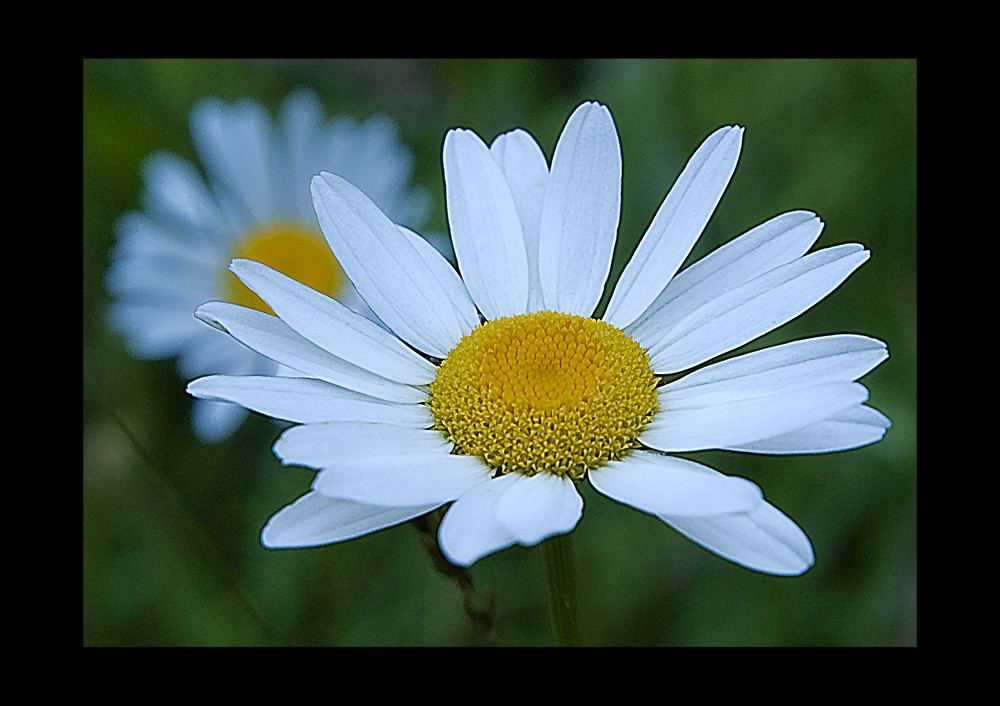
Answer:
[187,101,890,575]
[106,88,429,442]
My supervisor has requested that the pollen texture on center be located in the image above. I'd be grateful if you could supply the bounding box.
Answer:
[428,310,660,480]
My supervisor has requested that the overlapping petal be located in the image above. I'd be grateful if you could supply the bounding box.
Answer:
[661,500,815,576]
[537,102,622,317]
[639,243,871,373]
[312,454,492,507]
[723,404,892,454]
[186,375,433,426]
[590,452,762,517]
[228,258,438,384]
[311,172,478,358]
[622,210,824,339]
[489,129,550,313]
[643,381,870,452]
[444,128,530,319]
[274,421,450,469]
[193,301,426,403]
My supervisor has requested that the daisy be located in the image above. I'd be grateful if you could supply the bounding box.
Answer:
[187,101,890,575]
[105,88,429,441]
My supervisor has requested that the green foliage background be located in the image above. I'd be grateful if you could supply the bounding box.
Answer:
[83,58,917,646]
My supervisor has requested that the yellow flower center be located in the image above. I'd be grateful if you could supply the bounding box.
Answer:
[428,311,660,481]
[224,221,346,315]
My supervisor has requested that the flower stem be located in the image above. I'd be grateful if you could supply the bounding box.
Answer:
[541,532,581,646]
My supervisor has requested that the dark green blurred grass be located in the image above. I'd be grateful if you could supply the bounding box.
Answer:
[83,58,916,646]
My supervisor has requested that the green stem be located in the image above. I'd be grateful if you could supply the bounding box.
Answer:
[541,532,581,646]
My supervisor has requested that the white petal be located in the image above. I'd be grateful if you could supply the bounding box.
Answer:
[604,125,744,329]
[193,301,426,403]
[724,404,892,454]
[644,244,871,374]
[661,500,815,576]
[624,210,823,339]
[311,172,477,357]
[590,452,762,517]
[537,101,622,317]
[261,491,438,548]
[438,475,521,567]
[186,374,432,426]
[274,421,450,469]
[495,472,583,545]
[490,129,550,313]
[663,334,889,403]
[443,128,529,319]
[229,258,437,384]
[312,453,492,507]
[397,226,479,329]
[642,381,870,452]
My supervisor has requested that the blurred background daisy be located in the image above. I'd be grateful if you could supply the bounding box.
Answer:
[104,86,430,442]
[83,58,916,646]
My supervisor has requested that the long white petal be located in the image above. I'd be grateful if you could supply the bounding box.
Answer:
[490,129,550,313]
[663,334,889,403]
[186,374,432,426]
[261,491,438,548]
[604,125,744,329]
[311,172,477,357]
[642,381,869,452]
[661,500,815,576]
[644,244,870,374]
[274,421,450,469]
[623,210,823,338]
[397,225,479,330]
[537,102,622,317]
[495,472,583,545]
[444,128,529,319]
[590,452,762,517]
[229,258,437,384]
[193,301,426,403]
[438,475,521,567]
[312,453,492,507]
[723,404,892,454]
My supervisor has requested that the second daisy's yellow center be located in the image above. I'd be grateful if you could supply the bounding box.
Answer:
[225,221,346,315]
[428,311,659,481]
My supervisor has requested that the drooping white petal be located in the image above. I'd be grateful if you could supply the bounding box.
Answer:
[261,491,439,548]
[312,454,492,507]
[663,334,889,402]
[661,500,815,576]
[443,128,529,319]
[723,404,892,454]
[311,172,477,357]
[642,381,870,452]
[537,102,622,317]
[643,243,871,374]
[495,472,584,545]
[623,210,824,338]
[193,301,426,403]
[604,125,744,329]
[590,452,762,517]
[490,129,550,313]
[438,475,521,567]
[274,421,450,469]
[229,258,437,384]
[186,375,433,426]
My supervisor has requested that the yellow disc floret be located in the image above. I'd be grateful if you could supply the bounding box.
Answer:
[428,311,659,481]
[225,221,346,315]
